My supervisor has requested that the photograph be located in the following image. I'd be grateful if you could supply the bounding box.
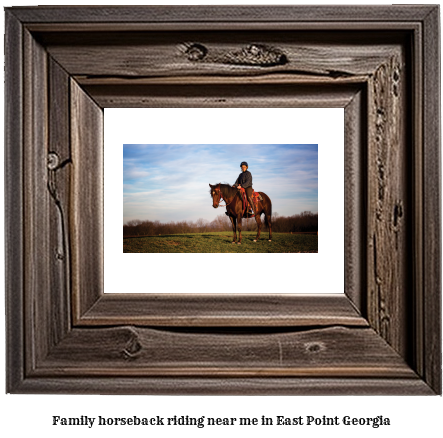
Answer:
[123,144,318,252]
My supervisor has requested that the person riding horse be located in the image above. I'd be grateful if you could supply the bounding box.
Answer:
[233,161,256,216]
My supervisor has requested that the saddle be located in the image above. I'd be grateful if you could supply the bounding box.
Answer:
[238,188,263,215]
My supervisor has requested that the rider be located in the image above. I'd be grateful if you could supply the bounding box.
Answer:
[233,161,256,215]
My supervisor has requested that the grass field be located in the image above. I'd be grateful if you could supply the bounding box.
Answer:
[123,232,317,253]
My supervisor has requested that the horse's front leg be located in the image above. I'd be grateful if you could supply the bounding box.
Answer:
[237,216,242,244]
[229,216,237,243]
[254,214,262,242]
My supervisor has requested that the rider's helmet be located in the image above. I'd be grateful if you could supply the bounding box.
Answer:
[240,161,248,168]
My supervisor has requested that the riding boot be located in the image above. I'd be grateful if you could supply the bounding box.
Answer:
[247,196,256,215]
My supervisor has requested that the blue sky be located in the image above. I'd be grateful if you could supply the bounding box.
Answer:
[123,144,317,223]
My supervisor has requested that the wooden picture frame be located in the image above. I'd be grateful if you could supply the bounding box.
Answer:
[5,5,441,394]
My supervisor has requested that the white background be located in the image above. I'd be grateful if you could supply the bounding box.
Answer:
[1,1,442,438]
[105,108,343,294]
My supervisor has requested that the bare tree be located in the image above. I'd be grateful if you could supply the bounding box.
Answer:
[196,218,209,233]
[123,211,317,236]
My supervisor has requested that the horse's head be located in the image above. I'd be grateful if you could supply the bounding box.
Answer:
[209,183,222,208]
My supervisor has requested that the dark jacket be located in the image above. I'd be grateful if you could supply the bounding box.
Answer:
[234,170,253,188]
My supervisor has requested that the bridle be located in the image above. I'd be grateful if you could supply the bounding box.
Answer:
[214,184,236,208]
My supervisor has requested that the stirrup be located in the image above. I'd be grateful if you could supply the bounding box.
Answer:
[247,197,254,214]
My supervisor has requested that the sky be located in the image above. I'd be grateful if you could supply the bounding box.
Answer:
[123,144,318,224]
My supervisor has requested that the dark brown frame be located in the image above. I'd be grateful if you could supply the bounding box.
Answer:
[5,6,441,394]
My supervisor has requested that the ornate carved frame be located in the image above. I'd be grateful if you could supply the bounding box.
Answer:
[5,6,441,394]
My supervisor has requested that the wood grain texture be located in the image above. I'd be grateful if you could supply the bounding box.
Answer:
[25,23,425,34]
[4,5,441,394]
[70,81,104,321]
[8,5,436,23]
[48,58,72,345]
[422,6,441,394]
[79,294,367,327]
[411,18,425,383]
[41,31,402,80]
[366,50,409,358]
[13,376,434,396]
[37,326,415,378]
[5,10,24,393]
[84,83,361,108]
[344,90,366,314]
[23,29,50,372]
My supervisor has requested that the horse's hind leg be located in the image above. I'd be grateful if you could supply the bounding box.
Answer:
[254,214,262,242]
[265,212,272,242]
[229,216,237,243]
[261,198,272,242]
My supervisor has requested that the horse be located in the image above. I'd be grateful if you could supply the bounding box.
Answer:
[209,183,272,244]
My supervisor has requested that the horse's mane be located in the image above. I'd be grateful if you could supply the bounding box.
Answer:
[209,182,238,198]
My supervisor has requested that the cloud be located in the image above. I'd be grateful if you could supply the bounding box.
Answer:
[123,144,318,222]
[124,167,150,180]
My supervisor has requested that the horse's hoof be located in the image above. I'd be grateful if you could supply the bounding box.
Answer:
[232,241,235,244]
[269,240,272,242]
[237,242,241,245]
[253,240,257,242]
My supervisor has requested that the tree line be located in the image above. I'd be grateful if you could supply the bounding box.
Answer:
[123,211,317,237]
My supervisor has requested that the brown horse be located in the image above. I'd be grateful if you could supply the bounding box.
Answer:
[209,183,272,244]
